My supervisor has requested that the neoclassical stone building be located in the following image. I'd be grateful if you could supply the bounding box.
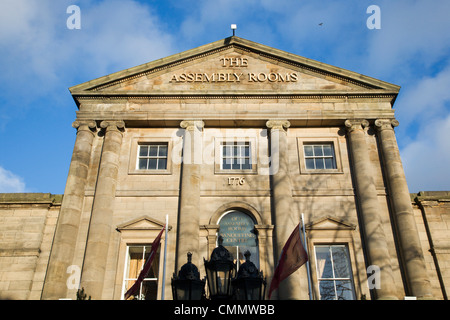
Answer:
[0,37,448,300]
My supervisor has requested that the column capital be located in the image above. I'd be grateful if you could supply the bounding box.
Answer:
[72,120,97,133]
[344,119,369,133]
[374,118,399,132]
[99,120,125,133]
[180,120,204,131]
[266,120,291,132]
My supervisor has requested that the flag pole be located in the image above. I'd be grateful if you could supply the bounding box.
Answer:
[161,214,169,300]
[301,213,313,300]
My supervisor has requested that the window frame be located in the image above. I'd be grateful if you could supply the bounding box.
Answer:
[137,143,168,171]
[303,143,337,170]
[115,217,168,301]
[297,137,343,174]
[314,244,356,300]
[214,137,258,174]
[122,244,160,300]
[220,141,252,171]
[128,138,172,175]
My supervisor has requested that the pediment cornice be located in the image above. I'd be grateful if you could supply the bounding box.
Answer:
[305,215,356,231]
[69,37,400,106]
[116,215,171,232]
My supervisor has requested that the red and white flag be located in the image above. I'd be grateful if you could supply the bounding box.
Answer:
[268,223,308,299]
[124,227,165,300]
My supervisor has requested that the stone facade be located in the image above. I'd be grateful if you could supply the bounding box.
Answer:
[0,37,448,300]
[412,191,450,300]
[0,193,61,300]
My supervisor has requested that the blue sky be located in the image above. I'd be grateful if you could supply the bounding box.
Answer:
[0,0,449,194]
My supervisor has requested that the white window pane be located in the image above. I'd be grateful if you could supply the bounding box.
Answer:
[305,158,315,169]
[324,157,334,169]
[335,280,354,300]
[243,146,250,157]
[127,246,145,279]
[319,280,335,300]
[315,158,325,169]
[332,246,351,278]
[242,158,251,170]
[158,158,167,170]
[139,146,149,157]
[323,144,333,156]
[149,146,158,156]
[159,145,167,157]
[138,159,148,170]
[316,247,333,279]
[222,159,231,169]
[148,159,157,170]
[313,145,323,156]
[304,145,313,157]
[232,158,240,170]
[238,146,244,157]
[223,146,231,156]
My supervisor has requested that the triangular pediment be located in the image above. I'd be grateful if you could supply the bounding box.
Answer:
[306,216,356,231]
[70,37,399,101]
[117,215,170,231]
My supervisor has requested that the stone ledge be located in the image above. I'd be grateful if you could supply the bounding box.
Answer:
[0,193,63,205]
[0,248,41,257]
[411,191,450,202]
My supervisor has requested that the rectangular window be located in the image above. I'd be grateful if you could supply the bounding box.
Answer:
[137,143,168,170]
[315,245,355,300]
[304,143,336,170]
[221,142,252,170]
[123,245,160,300]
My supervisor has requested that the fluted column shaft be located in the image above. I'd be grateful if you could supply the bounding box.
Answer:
[176,120,204,269]
[375,119,433,299]
[42,120,97,299]
[345,119,397,300]
[80,120,124,300]
[266,120,302,300]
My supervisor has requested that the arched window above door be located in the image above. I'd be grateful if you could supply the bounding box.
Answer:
[218,210,259,269]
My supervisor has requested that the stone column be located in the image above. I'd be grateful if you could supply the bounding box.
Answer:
[176,120,204,269]
[255,224,274,298]
[266,120,302,300]
[375,119,433,299]
[42,120,97,300]
[345,119,398,300]
[80,120,124,300]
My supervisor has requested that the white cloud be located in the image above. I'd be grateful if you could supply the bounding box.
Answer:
[0,0,177,133]
[365,0,450,78]
[0,167,27,193]
[0,0,176,94]
[72,0,176,75]
[358,0,450,193]
[401,114,450,192]
[395,63,450,132]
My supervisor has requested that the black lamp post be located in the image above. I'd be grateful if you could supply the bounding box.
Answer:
[232,251,266,300]
[203,236,236,300]
[171,252,206,300]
